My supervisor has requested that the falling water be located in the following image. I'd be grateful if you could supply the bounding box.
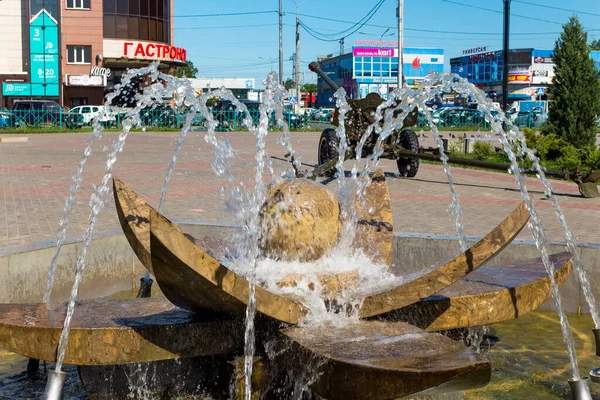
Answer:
[54,65,164,373]
[42,86,129,303]
[441,74,581,379]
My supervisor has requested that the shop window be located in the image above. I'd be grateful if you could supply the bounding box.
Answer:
[103,0,115,13]
[157,21,163,43]
[140,18,149,40]
[116,0,128,14]
[103,15,116,37]
[116,16,128,38]
[157,0,164,18]
[150,0,157,17]
[129,0,139,15]
[67,45,92,64]
[128,17,139,39]
[66,0,91,9]
[140,0,149,16]
[149,19,157,41]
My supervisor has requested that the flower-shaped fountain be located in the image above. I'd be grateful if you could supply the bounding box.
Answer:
[0,168,574,399]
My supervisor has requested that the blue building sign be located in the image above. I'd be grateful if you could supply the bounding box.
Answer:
[2,9,59,97]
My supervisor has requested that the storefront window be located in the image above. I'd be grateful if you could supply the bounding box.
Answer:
[128,17,139,38]
[103,15,116,37]
[104,0,170,42]
[129,0,139,15]
[117,0,128,14]
[103,0,115,13]
[149,19,157,41]
[116,15,128,38]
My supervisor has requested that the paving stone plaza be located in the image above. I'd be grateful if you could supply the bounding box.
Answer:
[0,130,597,250]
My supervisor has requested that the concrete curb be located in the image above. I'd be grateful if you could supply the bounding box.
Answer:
[0,137,28,143]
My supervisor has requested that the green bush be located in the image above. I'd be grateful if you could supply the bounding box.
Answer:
[555,145,582,171]
[472,141,494,160]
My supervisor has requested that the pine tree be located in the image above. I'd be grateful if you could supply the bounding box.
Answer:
[546,16,600,148]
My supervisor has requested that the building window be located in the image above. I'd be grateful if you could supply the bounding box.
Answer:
[66,0,91,9]
[103,0,170,42]
[67,45,92,64]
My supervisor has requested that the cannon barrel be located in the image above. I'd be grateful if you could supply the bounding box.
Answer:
[309,62,348,98]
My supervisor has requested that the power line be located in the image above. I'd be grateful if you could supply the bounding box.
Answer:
[512,0,600,18]
[174,10,279,18]
[439,0,564,25]
[299,0,385,39]
[177,23,279,30]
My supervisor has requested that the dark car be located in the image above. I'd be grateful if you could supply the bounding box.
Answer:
[11,100,82,129]
[139,104,177,128]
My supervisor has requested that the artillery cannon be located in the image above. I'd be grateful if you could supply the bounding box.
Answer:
[305,61,600,198]
[308,61,422,178]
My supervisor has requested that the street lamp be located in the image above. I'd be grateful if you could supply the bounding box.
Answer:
[259,56,275,73]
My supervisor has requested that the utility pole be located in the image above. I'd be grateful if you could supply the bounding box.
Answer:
[279,0,283,84]
[397,0,404,89]
[502,0,511,111]
[296,11,301,113]
[339,38,344,56]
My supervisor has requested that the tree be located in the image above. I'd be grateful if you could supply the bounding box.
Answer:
[591,39,600,50]
[545,16,600,149]
[173,60,198,78]
[284,78,295,90]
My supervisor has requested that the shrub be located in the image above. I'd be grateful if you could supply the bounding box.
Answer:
[472,141,494,160]
[555,145,582,171]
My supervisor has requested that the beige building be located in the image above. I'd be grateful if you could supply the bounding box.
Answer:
[1,0,186,108]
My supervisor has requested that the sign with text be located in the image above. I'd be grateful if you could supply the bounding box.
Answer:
[29,9,59,96]
[2,83,32,96]
[66,74,106,87]
[508,71,532,84]
[103,39,187,62]
[353,47,397,57]
[463,46,488,55]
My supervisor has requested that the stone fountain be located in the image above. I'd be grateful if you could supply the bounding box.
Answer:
[0,167,574,399]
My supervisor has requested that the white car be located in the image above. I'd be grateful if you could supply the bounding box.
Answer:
[70,105,117,126]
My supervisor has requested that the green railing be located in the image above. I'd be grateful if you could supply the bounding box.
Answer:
[416,109,546,129]
[0,108,312,130]
[0,107,547,131]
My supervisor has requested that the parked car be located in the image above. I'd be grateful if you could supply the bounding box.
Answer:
[283,109,304,129]
[11,100,82,129]
[139,104,177,128]
[0,106,12,128]
[313,108,334,122]
[69,105,118,126]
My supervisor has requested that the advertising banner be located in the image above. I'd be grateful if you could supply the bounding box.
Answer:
[2,83,32,96]
[353,47,397,58]
[508,71,532,84]
[29,9,59,96]
[67,75,106,87]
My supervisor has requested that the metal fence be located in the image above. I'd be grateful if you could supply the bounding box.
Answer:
[0,107,546,130]
[0,109,312,131]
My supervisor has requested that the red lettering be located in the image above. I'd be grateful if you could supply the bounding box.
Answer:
[169,46,177,59]
[146,43,156,57]
[134,43,146,57]
[181,49,187,62]
[162,45,170,58]
[176,48,183,60]
[124,42,133,56]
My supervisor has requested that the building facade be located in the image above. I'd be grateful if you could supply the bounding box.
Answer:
[316,47,444,107]
[1,0,186,108]
[450,47,600,102]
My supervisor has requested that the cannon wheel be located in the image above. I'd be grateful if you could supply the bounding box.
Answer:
[396,129,420,178]
[318,128,339,177]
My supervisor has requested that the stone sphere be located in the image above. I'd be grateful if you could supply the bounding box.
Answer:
[259,179,341,262]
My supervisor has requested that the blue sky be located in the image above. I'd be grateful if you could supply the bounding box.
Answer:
[173,0,600,85]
